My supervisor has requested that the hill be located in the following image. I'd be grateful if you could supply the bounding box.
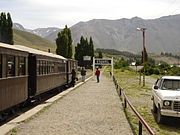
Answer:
[98,48,180,65]
[13,29,56,53]
[13,14,180,54]
[70,15,180,54]
[150,54,180,65]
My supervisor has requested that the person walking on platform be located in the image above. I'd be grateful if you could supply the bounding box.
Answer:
[81,67,86,82]
[95,68,100,83]
[71,69,76,87]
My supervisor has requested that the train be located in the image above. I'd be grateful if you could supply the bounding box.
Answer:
[0,42,77,118]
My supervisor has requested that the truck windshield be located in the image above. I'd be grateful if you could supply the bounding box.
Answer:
[161,79,180,90]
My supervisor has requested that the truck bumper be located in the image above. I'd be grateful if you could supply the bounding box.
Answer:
[161,109,180,117]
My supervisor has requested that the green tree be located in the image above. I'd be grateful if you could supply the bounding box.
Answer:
[0,12,6,43]
[89,37,94,65]
[0,12,13,44]
[56,25,72,58]
[62,25,72,58]
[89,37,94,56]
[56,32,68,57]
[98,51,103,58]
[75,36,94,67]
[6,13,13,44]
[114,58,129,69]
[75,36,85,66]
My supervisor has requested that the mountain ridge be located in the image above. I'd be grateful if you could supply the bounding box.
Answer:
[13,14,180,54]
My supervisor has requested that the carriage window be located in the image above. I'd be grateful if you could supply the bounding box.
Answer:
[55,62,58,73]
[40,60,43,75]
[7,55,15,77]
[44,61,47,74]
[58,63,61,73]
[19,57,26,76]
[60,63,66,73]
[0,54,2,78]
[51,62,55,73]
[42,61,45,74]
[47,61,50,74]
[37,60,40,75]
[38,60,41,75]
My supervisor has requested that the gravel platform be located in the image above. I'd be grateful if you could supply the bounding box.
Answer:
[8,74,133,135]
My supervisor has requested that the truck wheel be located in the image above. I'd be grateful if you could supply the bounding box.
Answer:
[157,106,163,124]
[153,101,157,113]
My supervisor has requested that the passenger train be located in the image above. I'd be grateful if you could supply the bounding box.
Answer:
[0,42,77,118]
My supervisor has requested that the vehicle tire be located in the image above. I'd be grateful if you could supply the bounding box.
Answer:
[157,106,164,124]
[153,101,157,113]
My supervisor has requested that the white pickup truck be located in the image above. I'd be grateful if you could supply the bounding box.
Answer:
[152,76,180,123]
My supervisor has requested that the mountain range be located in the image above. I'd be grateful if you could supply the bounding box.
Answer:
[13,14,180,54]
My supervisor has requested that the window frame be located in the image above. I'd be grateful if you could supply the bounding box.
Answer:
[18,56,26,76]
[0,54,2,78]
[7,55,15,77]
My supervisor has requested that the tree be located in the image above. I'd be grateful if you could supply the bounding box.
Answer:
[62,25,72,58]
[75,36,94,67]
[114,58,129,69]
[56,25,72,58]
[0,12,13,44]
[75,36,85,66]
[98,51,103,58]
[89,36,94,60]
[6,13,13,44]
[0,12,6,43]
[56,32,68,57]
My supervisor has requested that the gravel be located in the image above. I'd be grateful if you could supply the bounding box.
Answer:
[8,74,133,135]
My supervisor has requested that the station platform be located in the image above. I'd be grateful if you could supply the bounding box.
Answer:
[2,72,133,135]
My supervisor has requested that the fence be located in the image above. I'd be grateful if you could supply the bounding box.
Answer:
[112,76,156,135]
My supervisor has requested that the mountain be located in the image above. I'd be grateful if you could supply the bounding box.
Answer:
[13,23,26,31]
[30,27,60,38]
[13,29,56,53]
[13,14,180,54]
[13,23,61,40]
[70,15,180,54]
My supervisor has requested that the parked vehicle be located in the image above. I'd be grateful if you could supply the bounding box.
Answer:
[0,43,77,118]
[152,76,180,123]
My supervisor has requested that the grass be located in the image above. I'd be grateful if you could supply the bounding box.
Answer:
[9,128,17,135]
[13,29,56,53]
[106,68,180,135]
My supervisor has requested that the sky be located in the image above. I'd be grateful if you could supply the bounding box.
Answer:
[1,0,180,29]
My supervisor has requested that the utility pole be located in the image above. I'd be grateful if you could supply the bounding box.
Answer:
[137,28,147,87]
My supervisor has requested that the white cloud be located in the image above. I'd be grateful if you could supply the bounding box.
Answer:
[1,0,180,29]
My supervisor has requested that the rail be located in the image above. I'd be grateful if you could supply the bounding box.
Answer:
[112,76,156,135]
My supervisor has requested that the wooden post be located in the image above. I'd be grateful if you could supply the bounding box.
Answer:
[139,121,142,135]
[139,71,141,85]
[111,57,113,77]
[124,98,127,108]
[93,57,95,80]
